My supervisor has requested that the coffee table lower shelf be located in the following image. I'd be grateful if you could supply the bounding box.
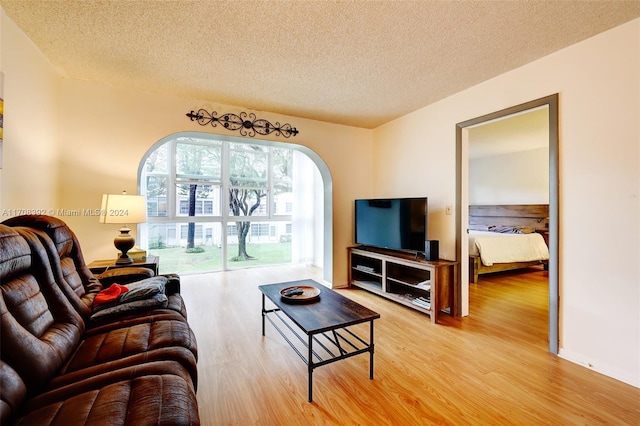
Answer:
[260,280,380,402]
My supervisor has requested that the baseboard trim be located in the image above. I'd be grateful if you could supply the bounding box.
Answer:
[558,348,639,388]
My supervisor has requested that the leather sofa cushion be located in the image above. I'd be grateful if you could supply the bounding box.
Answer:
[48,346,198,391]
[15,373,200,426]
[2,216,101,318]
[62,319,198,374]
[0,361,26,425]
[0,228,31,283]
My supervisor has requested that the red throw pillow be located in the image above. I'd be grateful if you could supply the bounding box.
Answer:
[93,283,129,308]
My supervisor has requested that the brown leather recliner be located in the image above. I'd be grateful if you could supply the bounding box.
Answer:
[2,215,188,329]
[0,222,200,425]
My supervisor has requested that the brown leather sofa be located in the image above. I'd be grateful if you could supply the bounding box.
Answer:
[0,216,200,425]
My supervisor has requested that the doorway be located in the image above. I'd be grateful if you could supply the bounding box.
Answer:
[455,94,559,354]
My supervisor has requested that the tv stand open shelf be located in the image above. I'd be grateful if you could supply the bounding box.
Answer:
[348,246,457,324]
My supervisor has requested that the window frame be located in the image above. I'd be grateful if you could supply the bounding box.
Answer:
[140,135,295,270]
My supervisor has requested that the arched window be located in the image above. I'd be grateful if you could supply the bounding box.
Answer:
[138,133,324,275]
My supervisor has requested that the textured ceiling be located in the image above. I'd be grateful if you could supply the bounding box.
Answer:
[2,1,639,128]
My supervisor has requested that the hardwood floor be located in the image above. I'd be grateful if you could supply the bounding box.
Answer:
[181,265,640,425]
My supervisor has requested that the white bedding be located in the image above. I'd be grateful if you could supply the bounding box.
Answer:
[469,230,549,266]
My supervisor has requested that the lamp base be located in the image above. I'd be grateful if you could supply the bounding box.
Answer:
[115,253,135,265]
[114,226,135,265]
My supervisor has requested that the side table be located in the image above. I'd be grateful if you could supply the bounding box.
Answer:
[87,255,159,276]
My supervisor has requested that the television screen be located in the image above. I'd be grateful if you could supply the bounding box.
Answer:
[355,197,427,252]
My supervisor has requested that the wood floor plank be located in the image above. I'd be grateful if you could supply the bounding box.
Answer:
[181,264,640,425]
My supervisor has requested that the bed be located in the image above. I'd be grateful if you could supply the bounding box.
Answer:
[469,204,549,283]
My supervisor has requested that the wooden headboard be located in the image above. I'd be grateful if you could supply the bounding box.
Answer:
[469,204,549,231]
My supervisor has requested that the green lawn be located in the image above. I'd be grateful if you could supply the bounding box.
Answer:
[149,242,292,274]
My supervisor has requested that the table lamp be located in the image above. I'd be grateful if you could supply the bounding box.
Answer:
[100,191,147,264]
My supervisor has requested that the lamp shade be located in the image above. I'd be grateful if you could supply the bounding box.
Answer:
[99,194,147,224]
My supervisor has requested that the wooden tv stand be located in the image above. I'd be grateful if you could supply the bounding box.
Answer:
[348,246,457,324]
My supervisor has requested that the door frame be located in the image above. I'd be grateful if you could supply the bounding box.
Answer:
[455,94,559,354]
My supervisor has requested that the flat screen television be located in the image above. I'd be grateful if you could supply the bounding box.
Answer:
[355,197,427,252]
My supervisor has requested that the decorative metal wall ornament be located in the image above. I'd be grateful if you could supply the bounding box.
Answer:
[186,109,299,138]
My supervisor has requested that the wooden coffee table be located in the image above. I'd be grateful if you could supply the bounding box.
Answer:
[259,279,380,402]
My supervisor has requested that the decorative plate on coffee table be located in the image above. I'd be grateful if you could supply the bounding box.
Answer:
[280,285,321,303]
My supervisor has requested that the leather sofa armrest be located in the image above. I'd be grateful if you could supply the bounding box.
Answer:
[162,273,181,294]
[98,269,181,295]
[97,267,155,286]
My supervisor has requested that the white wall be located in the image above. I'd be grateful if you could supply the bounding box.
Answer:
[373,19,640,387]
[0,11,59,215]
[469,147,549,205]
